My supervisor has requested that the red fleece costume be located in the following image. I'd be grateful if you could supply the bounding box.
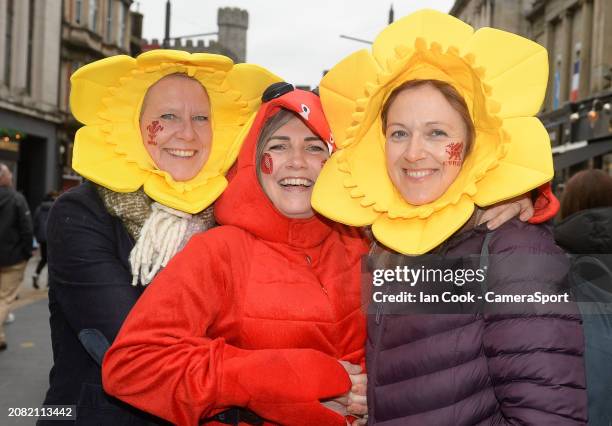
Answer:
[102,88,369,426]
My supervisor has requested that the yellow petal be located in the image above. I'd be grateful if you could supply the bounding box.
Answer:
[372,9,473,68]
[72,126,148,192]
[343,125,395,204]
[312,154,379,226]
[225,63,282,104]
[70,55,136,125]
[219,113,257,172]
[144,174,227,214]
[465,27,548,118]
[473,117,553,206]
[320,49,380,147]
[372,197,475,255]
[135,50,232,71]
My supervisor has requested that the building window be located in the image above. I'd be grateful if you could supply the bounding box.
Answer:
[75,0,82,24]
[604,153,612,176]
[88,0,99,32]
[105,0,113,42]
[4,0,14,86]
[26,0,35,94]
[117,3,125,47]
[65,61,82,111]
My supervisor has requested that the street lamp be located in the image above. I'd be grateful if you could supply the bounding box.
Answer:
[163,0,171,48]
[339,35,372,45]
[339,4,393,45]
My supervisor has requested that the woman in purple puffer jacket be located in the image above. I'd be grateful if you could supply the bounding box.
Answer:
[312,10,587,425]
[366,220,585,425]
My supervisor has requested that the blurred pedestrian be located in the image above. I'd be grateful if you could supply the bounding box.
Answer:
[556,169,612,253]
[32,191,58,289]
[555,168,612,426]
[0,162,33,351]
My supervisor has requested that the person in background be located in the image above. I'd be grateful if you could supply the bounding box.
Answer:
[32,191,59,289]
[554,168,612,426]
[555,168,612,252]
[0,162,33,351]
[313,10,587,425]
[39,50,277,426]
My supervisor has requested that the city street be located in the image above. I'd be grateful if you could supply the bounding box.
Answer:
[0,0,610,425]
[0,255,53,426]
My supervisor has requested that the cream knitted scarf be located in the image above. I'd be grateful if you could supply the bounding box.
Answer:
[96,185,215,286]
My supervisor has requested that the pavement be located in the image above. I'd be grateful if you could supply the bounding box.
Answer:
[0,254,53,426]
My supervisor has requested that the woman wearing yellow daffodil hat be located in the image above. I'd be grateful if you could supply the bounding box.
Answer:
[39,50,279,426]
[312,10,587,424]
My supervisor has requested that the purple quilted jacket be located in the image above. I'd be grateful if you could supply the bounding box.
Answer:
[367,219,587,425]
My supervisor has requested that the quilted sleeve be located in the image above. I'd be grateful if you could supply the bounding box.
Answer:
[482,221,587,425]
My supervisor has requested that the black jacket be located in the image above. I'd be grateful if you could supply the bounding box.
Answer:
[0,186,33,266]
[39,182,167,426]
[555,206,612,255]
[555,206,612,426]
[33,200,54,243]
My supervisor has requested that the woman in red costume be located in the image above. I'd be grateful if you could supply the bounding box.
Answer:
[102,83,369,426]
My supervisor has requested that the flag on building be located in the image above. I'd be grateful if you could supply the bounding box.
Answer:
[570,59,580,102]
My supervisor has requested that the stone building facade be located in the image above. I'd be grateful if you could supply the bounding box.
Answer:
[450,0,612,184]
[451,0,611,110]
[142,7,249,63]
[526,0,611,110]
[451,0,531,36]
[59,0,137,190]
[0,0,62,208]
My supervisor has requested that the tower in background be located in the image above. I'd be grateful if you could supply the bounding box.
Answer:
[217,7,248,62]
[142,7,248,64]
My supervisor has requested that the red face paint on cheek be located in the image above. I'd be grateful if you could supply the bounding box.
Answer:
[146,120,164,145]
[320,158,328,168]
[261,153,274,175]
[444,141,464,166]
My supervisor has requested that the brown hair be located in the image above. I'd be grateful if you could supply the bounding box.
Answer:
[381,79,475,155]
[255,109,297,183]
[560,169,612,220]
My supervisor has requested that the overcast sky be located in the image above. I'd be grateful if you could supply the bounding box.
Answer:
[132,0,455,87]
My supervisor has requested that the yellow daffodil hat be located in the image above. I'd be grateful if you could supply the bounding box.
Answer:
[312,9,553,254]
[70,50,281,213]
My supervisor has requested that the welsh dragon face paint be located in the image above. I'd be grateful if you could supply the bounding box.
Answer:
[261,153,274,174]
[444,141,464,166]
[146,120,164,145]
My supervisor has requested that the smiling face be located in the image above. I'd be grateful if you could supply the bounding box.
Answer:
[384,83,471,205]
[139,74,212,182]
[258,115,329,219]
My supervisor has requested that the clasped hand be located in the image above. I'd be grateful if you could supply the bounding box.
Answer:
[321,361,368,425]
